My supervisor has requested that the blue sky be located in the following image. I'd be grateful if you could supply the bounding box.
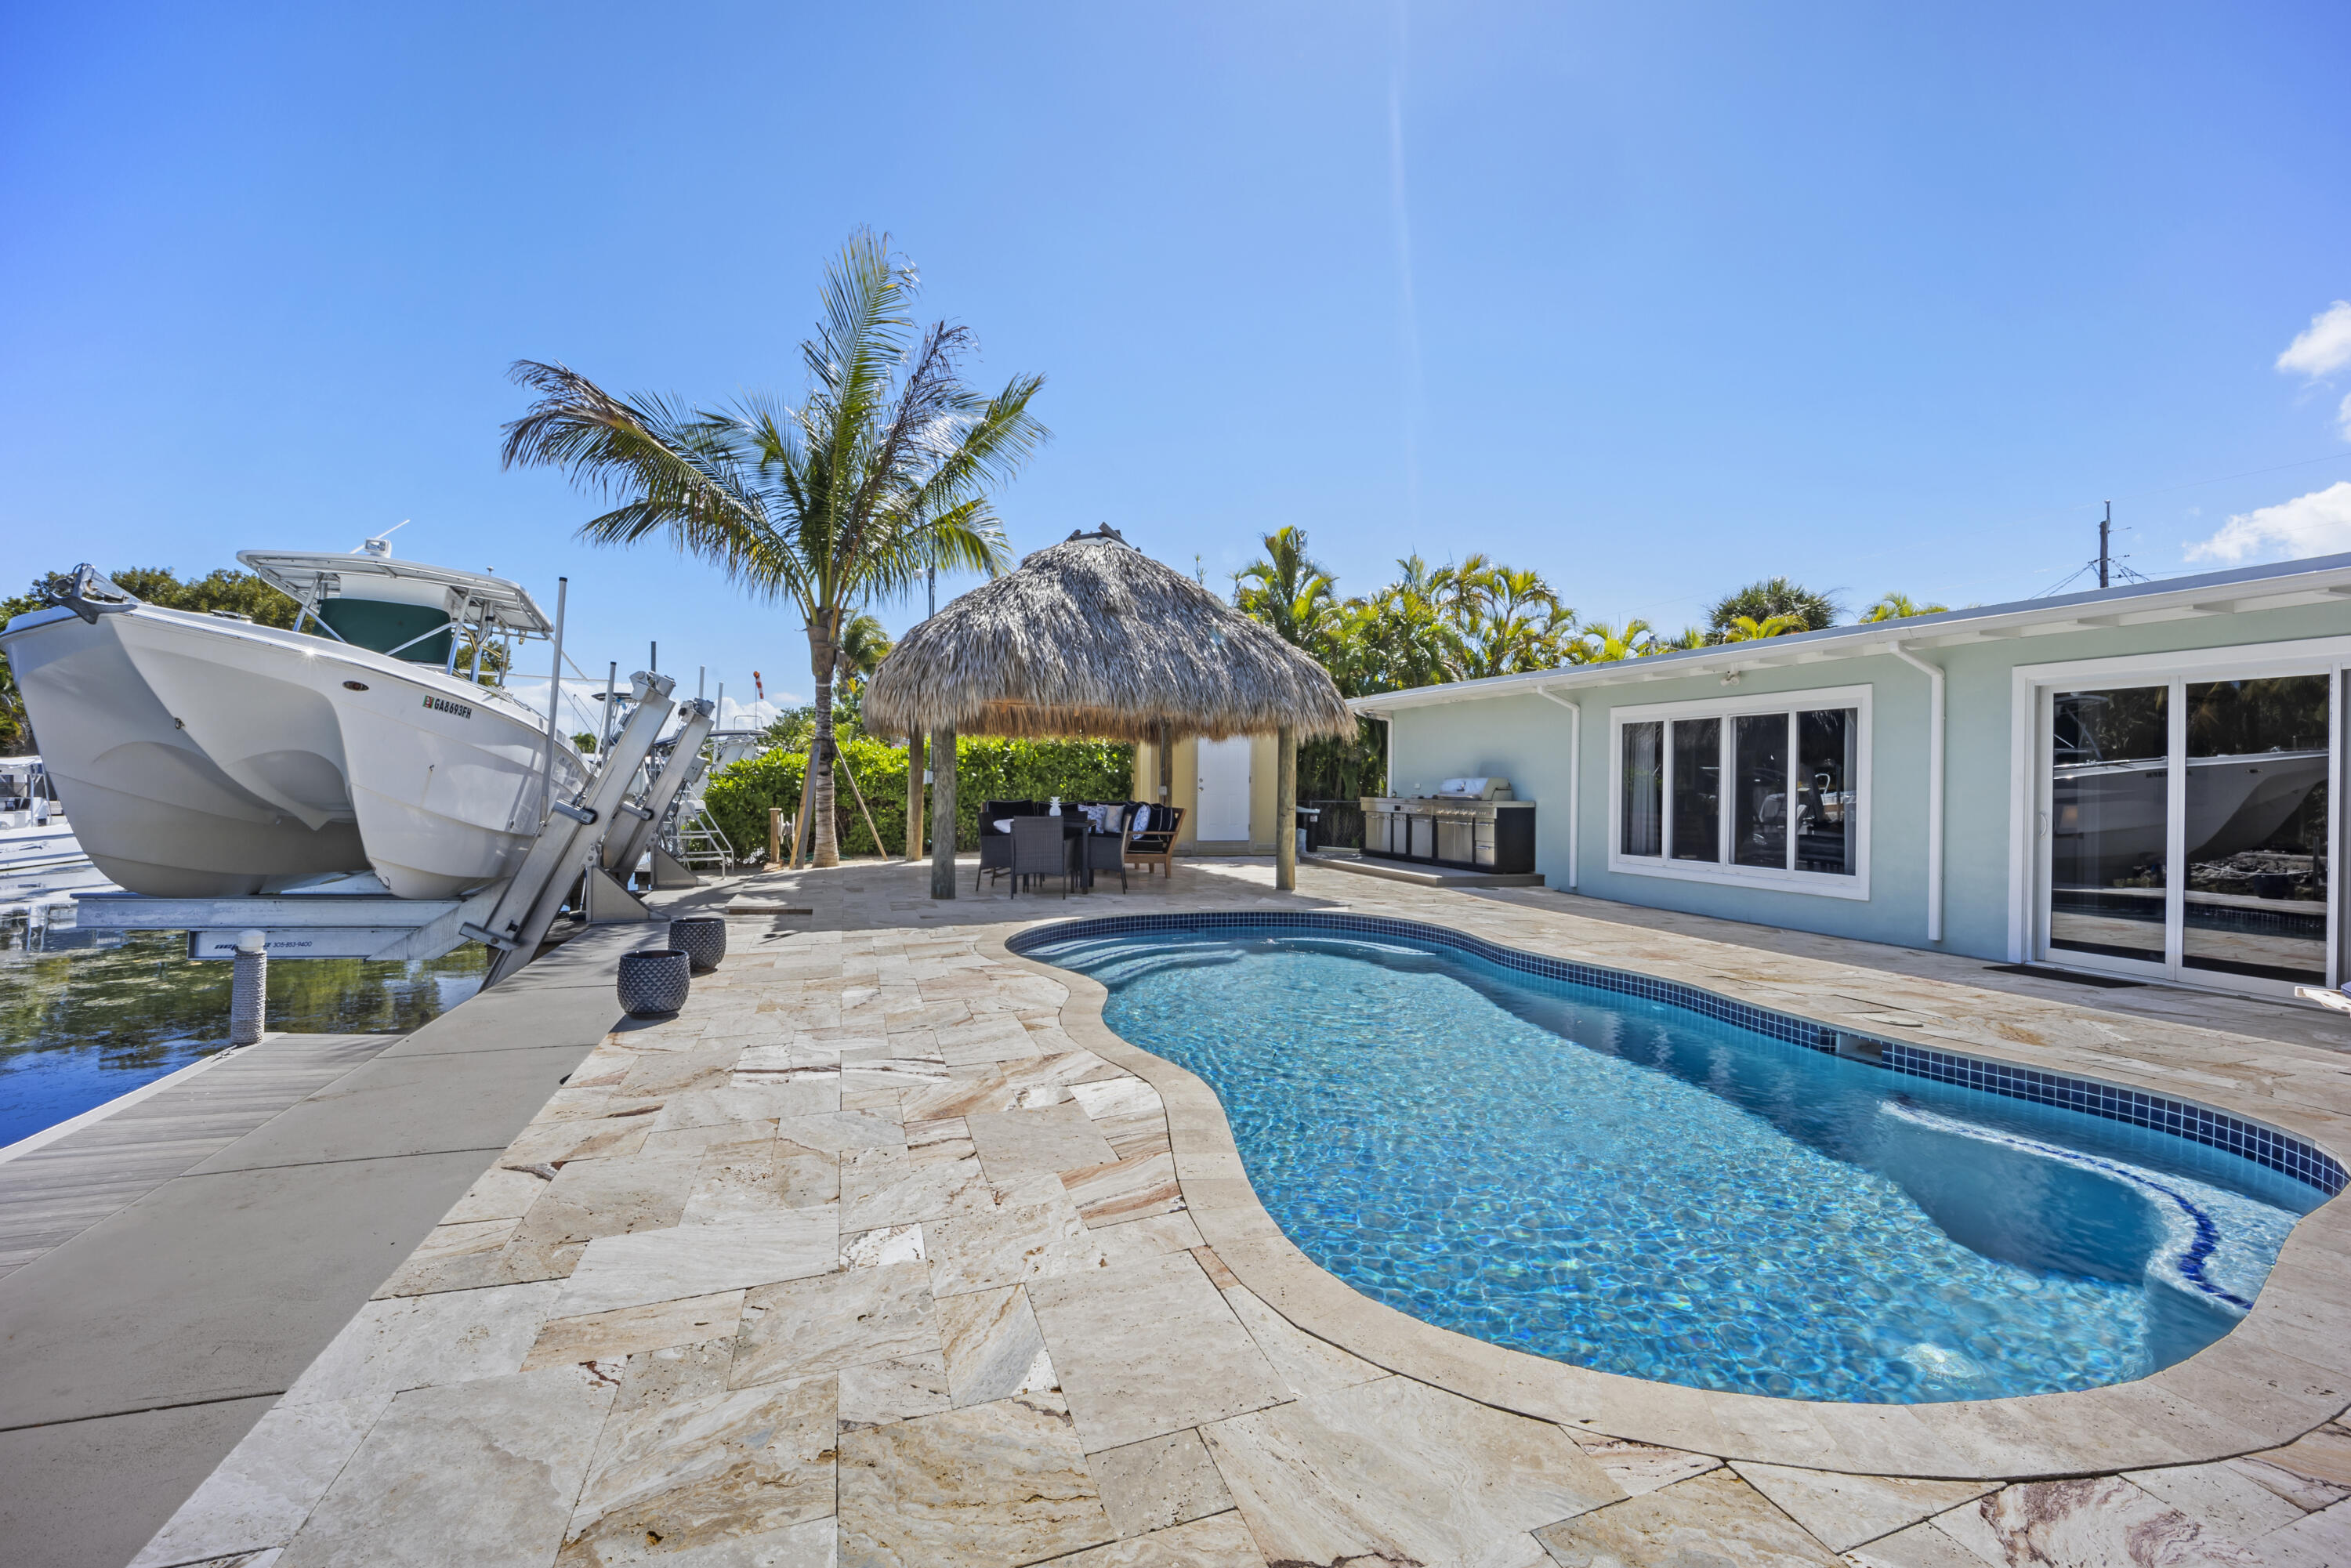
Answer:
[5,2,2349,719]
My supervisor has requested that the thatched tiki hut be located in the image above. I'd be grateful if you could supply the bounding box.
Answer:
[865,526,1353,896]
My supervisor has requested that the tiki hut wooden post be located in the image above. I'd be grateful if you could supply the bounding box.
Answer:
[1275,725,1298,890]
[928,726,957,899]
[904,731,925,860]
[866,525,1351,900]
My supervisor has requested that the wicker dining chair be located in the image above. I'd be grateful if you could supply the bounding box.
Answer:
[1008,815,1073,897]
[1083,805,1135,893]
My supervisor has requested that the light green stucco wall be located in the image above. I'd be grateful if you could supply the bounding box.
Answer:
[1387,601,2351,961]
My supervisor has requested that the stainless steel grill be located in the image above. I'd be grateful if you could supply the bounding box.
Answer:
[1361,778,1534,872]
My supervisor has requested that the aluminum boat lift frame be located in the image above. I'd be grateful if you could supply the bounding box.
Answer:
[72,672,686,985]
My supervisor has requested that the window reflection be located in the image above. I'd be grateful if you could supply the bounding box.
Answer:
[1617,706,1861,881]
[1796,709,1857,875]
[1621,721,1662,856]
[2182,676,2329,984]
[2048,687,2169,964]
[1733,715,1788,868]
[1671,718,1719,862]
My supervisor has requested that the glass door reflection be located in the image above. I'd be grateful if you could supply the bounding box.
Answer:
[2182,677,2329,984]
[2048,686,2171,965]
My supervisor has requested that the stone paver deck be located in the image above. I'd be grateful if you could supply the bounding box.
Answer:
[132,860,2351,1567]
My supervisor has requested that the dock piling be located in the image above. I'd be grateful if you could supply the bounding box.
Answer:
[229,929,266,1045]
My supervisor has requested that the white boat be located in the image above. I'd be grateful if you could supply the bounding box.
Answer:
[1,544,586,900]
[0,756,115,907]
[2052,748,2330,872]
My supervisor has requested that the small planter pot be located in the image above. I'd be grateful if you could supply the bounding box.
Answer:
[668,916,727,975]
[618,948,692,1017]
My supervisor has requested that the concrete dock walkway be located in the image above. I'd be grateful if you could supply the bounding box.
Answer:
[0,922,650,1568]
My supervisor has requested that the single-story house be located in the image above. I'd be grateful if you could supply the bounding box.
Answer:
[1351,552,2351,1001]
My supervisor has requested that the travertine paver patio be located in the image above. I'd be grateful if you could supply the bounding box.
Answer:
[132,858,2351,1567]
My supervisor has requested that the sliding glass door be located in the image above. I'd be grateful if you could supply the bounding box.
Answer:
[2041,670,2335,992]
[2182,677,2331,984]
[2048,686,2171,967]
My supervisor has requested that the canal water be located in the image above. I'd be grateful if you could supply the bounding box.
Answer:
[1,907,486,1147]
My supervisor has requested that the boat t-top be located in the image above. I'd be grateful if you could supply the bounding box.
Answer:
[0,534,587,900]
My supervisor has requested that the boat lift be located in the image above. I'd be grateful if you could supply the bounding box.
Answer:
[71,671,691,992]
[578,697,715,927]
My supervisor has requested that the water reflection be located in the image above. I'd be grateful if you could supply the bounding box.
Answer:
[1,911,485,1146]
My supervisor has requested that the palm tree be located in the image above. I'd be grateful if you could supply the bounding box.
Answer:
[1360,574,1457,691]
[1567,618,1657,664]
[1457,567,1572,679]
[1716,612,1810,641]
[1708,578,1838,636]
[1860,592,1951,622]
[1429,554,1498,633]
[1233,527,1339,650]
[500,230,1046,866]
[833,612,893,696]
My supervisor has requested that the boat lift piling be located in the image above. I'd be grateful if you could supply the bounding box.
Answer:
[229,929,266,1045]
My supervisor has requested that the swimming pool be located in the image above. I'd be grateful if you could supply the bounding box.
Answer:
[1018,914,2341,1404]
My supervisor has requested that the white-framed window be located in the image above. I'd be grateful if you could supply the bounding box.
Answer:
[1608,684,1872,899]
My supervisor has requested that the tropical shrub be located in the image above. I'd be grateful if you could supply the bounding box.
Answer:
[701,736,1132,860]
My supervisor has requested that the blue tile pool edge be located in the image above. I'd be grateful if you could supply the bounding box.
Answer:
[1008,910,2349,1200]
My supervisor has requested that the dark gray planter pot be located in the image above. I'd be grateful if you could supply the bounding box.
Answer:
[669,916,727,975]
[618,948,691,1017]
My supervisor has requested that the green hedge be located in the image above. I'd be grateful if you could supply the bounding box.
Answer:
[702,736,1134,860]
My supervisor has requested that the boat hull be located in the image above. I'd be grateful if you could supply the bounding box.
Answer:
[107,608,585,900]
[2052,751,2330,878]
[0,609,369,896]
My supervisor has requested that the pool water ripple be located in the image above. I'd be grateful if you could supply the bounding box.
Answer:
[1027,927,2324,1403]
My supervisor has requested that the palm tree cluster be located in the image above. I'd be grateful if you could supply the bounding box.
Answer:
[1227,535,1955,799]
[1233,530,1579,695]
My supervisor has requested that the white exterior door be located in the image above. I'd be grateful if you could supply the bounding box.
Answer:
[1195,737,1253,842]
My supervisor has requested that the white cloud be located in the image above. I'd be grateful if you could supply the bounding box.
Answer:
[715,696,786,731]
[2185,480,2351,563]
[2277,301,2351,378]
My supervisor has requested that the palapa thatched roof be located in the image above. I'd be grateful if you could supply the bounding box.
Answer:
[864,527,1354,743]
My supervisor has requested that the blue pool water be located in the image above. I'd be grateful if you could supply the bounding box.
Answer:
[1023,922,2332,1403]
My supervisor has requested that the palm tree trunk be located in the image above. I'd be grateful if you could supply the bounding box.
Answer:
[807,617,842,868]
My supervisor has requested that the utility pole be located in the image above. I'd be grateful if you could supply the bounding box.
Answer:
[2098,502,2112,590]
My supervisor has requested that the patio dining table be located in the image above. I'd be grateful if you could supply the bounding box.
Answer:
[991,816,1122,891]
